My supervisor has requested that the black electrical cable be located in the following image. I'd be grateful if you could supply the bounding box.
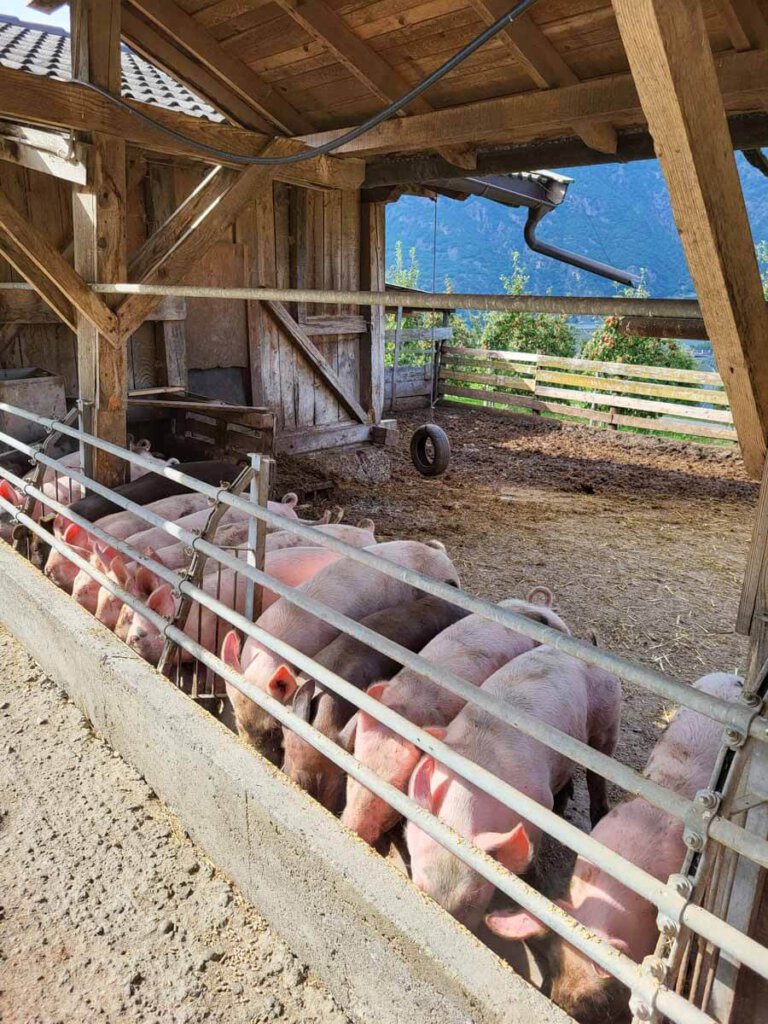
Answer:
[76,0,539,167]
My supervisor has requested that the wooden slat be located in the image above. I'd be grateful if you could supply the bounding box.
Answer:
[0,65,363,189]
[468,1,617,154]
[534,384,734,422]
[441,346,725,385]
[0,184,116,340]
[298,46,768,156]
[613,0,768,478]
[303,313,367,335]
[441,355,538,377]
[276,420,374,455]
[265,300,368,424]
[438,369,536,392]
[126,0,313,134]
[535,368,731,406]
[385,327,454,342]
[439,388,738,439]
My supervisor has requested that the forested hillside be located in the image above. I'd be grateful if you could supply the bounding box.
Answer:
[386,154,768,299]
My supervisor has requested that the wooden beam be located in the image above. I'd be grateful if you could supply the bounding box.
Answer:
[716,0,768,50]
[468,1,617,154]
[265,300,368,424]
[125,0,313,136]
[298,46,768,156]
[118,145,289,337]
[145,166,188,390]
[0,185,117,339]
[72,0,129,486]
[358,201,385,424]
[273,0,476,169]
[0,66,364,189]
[0,124,90,185]
[613,0,768,478]
[120,8,273,133]
[363,113,768,187]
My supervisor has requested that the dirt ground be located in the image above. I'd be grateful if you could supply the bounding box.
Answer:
[289,407,758,889]
[0,626,349,1024]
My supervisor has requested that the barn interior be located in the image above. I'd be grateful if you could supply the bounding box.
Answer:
[0,2,767,1024]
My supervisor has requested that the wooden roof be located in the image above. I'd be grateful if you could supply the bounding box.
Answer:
[111,0,768,182]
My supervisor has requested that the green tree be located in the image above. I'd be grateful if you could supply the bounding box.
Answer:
[387,240,421,289]
[756,240,768,298]
[581,275,696,370]
[479,252,578,357]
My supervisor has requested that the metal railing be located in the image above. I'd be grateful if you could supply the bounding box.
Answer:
[0,401,765,1024]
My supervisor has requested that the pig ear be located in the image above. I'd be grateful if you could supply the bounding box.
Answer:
[94,540,119,564]
[146,584,175,618]
[424,725,447,742]
[64,523,90,550]
[366,681,388,701]
[110,555,129,586]
[221,631,243,674]
[267,664,298,703]
[338,713,358,752]
[0,479,20,505]
[476,823,534,875]
[136,565,159,595]
[485,909,549,942]
[357,518,375,532]
[410,756,436,810]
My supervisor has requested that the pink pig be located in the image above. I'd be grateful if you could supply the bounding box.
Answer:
[265,520,377,552]
[126,546,342,664]
[341,591,570,845]
[485,671,740,1024]
[94,557,160,631]
[405,646,621,930]
[220,540,460,753]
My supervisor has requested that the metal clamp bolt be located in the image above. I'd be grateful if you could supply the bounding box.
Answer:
[725,726,747,749]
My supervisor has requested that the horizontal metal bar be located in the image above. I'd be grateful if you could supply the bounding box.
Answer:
[0,279,703,318]
[3,401,762,748]
[2,493,766,1000]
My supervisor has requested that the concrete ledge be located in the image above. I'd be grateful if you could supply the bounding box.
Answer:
[0,541,569,1024]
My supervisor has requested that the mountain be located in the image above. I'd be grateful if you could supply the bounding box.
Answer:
[385,154,768,300]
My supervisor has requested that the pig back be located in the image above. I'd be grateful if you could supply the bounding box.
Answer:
[309,595,469,721]
[65,460,241,523]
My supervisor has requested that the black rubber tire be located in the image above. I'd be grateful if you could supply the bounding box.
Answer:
[410,424,451,477]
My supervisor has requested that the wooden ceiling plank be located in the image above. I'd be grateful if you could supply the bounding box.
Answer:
[273,0,476,168]
[125,0,314,135]
[468,1,617,154]
[716,0,768,50]
[0,65,364,189]
[613,0,768,477]
[297,46,768,155]
[0,183,117,339]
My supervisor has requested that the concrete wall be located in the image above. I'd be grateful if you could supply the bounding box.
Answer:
[0,541,570,1024]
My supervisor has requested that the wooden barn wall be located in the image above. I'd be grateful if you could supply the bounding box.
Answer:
[0,161,366,436]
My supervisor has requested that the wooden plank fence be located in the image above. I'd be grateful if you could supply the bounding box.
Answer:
[437,346,737,442]
[383,315,452,412]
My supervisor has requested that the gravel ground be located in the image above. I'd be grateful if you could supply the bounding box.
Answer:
[0,626,349,1024]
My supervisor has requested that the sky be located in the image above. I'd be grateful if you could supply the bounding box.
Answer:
[0,1,69,29]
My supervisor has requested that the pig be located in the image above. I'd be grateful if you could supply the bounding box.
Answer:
[341,592,570,845]
[220,540,460,753]
[266,520,376,553]
[55,460,243,530]
[283,595,469,812]
[126,546,344,664]
[405,646,621,930]
[485,671,741,1024]
[90,492,212,542]
[94,556,159,631]
[44,522,96,592]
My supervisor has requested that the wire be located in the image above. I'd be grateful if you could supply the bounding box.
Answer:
[77,0,539,167]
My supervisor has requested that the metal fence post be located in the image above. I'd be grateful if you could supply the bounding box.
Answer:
[245,453,273,622]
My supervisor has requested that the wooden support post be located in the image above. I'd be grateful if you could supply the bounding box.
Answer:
[146,165,188,389]
[359,201,385,424]
[612,0,768,479]
[71,0,127,486]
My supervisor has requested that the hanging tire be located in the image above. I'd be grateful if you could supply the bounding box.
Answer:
[410,424,451,477]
